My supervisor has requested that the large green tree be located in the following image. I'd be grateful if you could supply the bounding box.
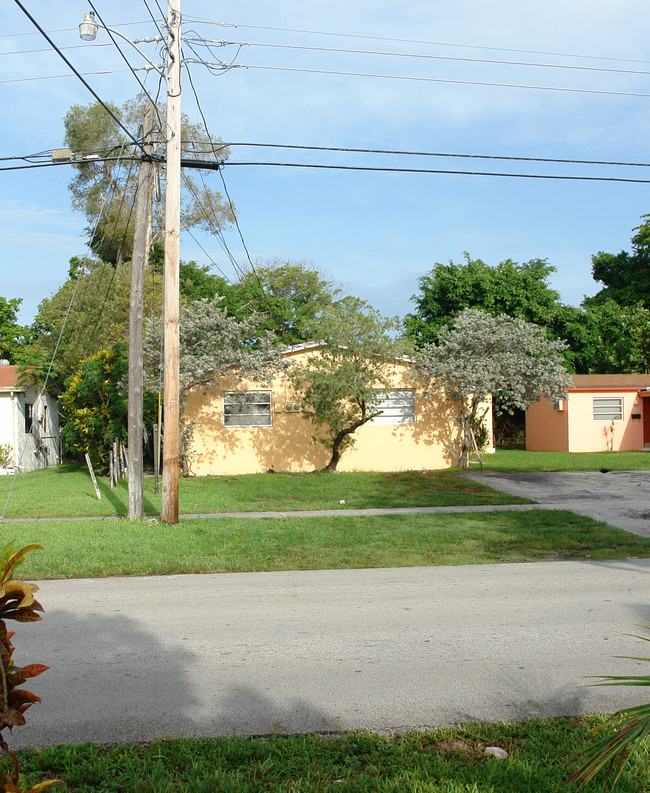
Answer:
[0,297,26,363]
[63,94,234,264]
[20,255,164,388]
[585,215,650,308]
[59,343,156,470]
[405,254,562,346]
[221,260,343,345]
[289,298,409,472]
[413,309,571,467]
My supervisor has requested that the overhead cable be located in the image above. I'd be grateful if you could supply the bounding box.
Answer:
[12,0,147,154]
[192,61,650,99]
[223,160,650,183]
[182,17,650,67]
[192,38,650,78]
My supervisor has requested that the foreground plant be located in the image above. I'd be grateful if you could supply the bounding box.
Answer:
[0,542,59,793]
[568,628,650,790]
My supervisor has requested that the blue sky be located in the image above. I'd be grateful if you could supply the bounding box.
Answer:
[3,1,650,325]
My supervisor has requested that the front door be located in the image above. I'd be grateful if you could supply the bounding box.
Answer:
[644,396,650,448]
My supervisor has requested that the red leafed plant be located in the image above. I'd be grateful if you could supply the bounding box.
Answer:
[0,542,59,793]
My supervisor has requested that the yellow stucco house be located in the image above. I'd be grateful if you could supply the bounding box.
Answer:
[183,343,494,475]
[526,374,650,453]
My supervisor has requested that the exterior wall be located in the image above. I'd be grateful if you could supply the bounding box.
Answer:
[525,397,569,452]
[567,390,643,452]
[0,394,14,452]
[183,353,487,475]
[526,389,644,452]
[0,389,60,474]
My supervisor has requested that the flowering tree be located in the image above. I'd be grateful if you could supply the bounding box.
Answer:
[289,298,409,472]
[412,308,571,467]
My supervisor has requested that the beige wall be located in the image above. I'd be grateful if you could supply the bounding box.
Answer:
[526,397,569,451]
[526,390,644,452]
[567,390,643,452]
[183,353,490,475]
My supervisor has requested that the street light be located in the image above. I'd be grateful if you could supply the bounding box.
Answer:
[78,12,164,74]
[79,12,98,41]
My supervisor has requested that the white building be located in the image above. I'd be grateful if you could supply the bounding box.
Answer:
[0,363,60,474]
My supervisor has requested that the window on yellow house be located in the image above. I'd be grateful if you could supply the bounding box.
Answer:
[592,397,623,421]
[370,389,415,424]
[224,391,272,427]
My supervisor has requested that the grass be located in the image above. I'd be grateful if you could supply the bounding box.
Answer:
[0,465,529,519]
[481,448,650,472]
[6,718,649,792]
[9,510,650,580]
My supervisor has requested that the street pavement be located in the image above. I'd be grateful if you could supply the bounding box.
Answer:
[464,469,650,537]
[11,558,650,748]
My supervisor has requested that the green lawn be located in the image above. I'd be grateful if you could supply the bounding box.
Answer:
[8,718,649,792]
[3,450,650,520]
[481,448,650,472]
[0,465,529,519]
[10,509,649,580]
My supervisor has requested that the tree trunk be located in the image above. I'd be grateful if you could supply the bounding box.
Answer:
[319,410,379,472]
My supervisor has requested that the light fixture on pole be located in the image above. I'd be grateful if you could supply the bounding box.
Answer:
[79,12,98,41]
[78,12,164,74]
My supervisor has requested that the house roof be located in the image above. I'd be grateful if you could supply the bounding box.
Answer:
[0,365,22,390]
[570,374,650,390]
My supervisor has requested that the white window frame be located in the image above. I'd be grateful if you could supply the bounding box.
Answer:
[223,391,272,427]
[592,397,623,421]
[370,388,416,425]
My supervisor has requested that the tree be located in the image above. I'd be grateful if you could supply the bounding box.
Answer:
[20,255,164,388]
[405,254,562,346]
[59,343,155,470]
[63,94,234,264]
[0,297,26,363]
[288,298,409,472]
[552,301,650,374]
[412,309,571,468]
[144,297,286,472]
[179,260,230,303]
[585,215,650,308]
[221,259,343,345]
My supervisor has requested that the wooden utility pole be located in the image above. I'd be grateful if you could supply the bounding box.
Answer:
[127,103,156,520]
[161,0,182,524]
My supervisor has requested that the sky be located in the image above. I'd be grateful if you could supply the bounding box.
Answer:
[3,1,650,325]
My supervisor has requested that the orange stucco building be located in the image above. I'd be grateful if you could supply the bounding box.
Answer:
[526,374,650,453]
[183,344,493,475]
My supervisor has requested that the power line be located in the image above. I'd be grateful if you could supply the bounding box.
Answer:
[182,16,650,67]
[193,61,650,99]
[0,42,113,57]
[0,20,150,39]
[12,0,147,154]
[0,68,135,85]
[86,0,165,134]
[191,38,650,78]
[5,142,650,175]
[223,142,650,169]
[183,54,258,283]
[223,160,650,184]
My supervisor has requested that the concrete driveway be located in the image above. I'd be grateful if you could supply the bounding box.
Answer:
[464,470,650,537]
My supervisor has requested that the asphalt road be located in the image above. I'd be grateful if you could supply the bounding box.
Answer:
[11,559,650,748]
[465,469,650,537]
